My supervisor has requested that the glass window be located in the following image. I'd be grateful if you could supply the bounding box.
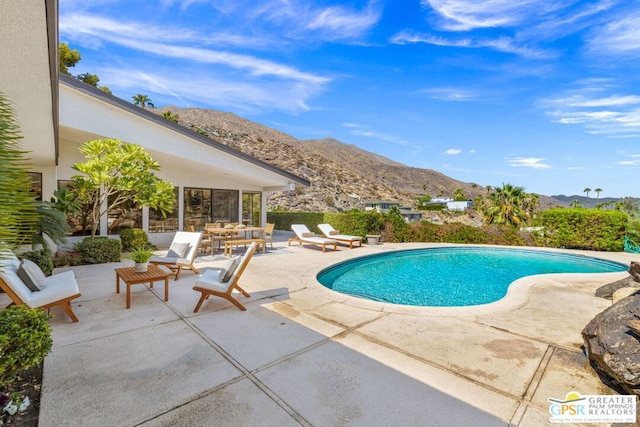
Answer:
[242,192,261,226]
[149,187,179,233]
[107,192,142,235]
[212,189,239,225]
[57,180,96,236]
[183,187,212,231]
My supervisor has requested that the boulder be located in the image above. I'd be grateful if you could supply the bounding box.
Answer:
[629,261,640,283]
[582,294,640,396]
[613,287,640,304]
[595,264,640,299]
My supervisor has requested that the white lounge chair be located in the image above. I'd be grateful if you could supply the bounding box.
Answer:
[192,242,257,312]
[288,224,338,252]
[0,253,81,322]
[150,231,203,280]
[318,224,362,249]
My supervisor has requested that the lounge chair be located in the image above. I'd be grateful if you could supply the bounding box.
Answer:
[318,224,362,249]
[0,253,81,322]
[150,231,203,280]
[192,242,257,312]
[288,224,338,252]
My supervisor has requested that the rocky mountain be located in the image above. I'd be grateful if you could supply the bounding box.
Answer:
[153,106,559,212]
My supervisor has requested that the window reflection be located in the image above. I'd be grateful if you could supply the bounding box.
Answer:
[149,187,179,233]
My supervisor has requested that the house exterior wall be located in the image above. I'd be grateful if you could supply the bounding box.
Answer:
[0,0,56,165]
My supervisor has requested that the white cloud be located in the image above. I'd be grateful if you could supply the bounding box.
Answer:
[342,123,408,146]
[539,85,640,137]
[100,66,319,113]
[253,0,381,42]
[617,154,640,167]
[423,87,476,101]
[508,157,551,169]
[587,9,640,57]
[61,14,327,84]
[390,32,556,59]
[421,0,567,31]
[443,148,462,155]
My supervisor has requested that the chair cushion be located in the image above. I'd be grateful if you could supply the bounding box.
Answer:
[329,230,340,235]
[167,242,190,258]
[17,259,47,292]
[301,232,315,238]
[221,256,241,283]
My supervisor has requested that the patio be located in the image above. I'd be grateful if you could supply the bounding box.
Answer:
[5,234,636,426]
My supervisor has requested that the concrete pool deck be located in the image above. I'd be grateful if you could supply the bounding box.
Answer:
[8,234,638,426]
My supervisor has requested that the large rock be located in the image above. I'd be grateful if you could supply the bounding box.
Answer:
[582,294,640,396]
[595,262,640,299]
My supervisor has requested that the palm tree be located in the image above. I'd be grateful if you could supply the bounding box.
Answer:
[570,200,583,208]
[480,183,540,228]
[161,110,179,123]
[595,188,603,199]
[0,92,40,250]
[583,187,591,198]
[132,94,154,109]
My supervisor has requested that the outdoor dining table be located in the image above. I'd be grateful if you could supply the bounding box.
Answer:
[203,226,264,255]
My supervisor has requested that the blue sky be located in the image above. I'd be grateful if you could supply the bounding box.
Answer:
[59,0,640,198]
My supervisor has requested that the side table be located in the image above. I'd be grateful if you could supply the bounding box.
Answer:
[115,264,173,308]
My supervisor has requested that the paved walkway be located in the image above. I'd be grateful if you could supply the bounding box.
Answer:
[7,234,636,426]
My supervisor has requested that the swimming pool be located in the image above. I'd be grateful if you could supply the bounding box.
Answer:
[317,247,627,307]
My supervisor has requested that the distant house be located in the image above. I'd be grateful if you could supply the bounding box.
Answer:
[446,201,473,212]
[363,200,423,223]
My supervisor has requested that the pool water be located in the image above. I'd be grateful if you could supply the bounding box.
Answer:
[316,247,627,307]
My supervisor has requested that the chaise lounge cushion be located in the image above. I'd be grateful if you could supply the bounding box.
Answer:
[17,259,47,292]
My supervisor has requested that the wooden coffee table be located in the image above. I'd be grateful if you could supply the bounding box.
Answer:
[115,265,173,308]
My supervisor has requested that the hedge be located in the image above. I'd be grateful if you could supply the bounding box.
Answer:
[542,208,627,251]
[267,210,384,237]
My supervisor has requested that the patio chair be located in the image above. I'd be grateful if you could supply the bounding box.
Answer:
[318,223,362,249]
[150,231,203,280]
[192,242,257,312]
[0,253,81,322]
[288,224,338,252]
[264,222,275,248]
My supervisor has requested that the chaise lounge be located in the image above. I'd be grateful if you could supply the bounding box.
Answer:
[288,224,338,252]
[318,223,362,249]
[0,253,81,322]
[150,231,203,280]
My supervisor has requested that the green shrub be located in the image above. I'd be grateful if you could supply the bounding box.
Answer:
[267,211,324,231]
[119,228,151,251]
[323,210,384,237]
[74,237,122,264]
[18,249,54,276]
[542,208,627,251]
[0,306,52,388]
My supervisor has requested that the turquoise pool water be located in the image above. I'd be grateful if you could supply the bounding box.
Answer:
[316,247,627,307]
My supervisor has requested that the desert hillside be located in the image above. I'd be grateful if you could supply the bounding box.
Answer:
[153,106,559,212]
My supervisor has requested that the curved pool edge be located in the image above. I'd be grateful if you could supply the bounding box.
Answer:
[299,243,634,317]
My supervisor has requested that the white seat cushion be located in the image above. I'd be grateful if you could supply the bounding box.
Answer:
[29,271,80,307]
[195,269,231,292]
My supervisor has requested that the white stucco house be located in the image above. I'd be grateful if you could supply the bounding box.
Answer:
[1,1,309,246]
